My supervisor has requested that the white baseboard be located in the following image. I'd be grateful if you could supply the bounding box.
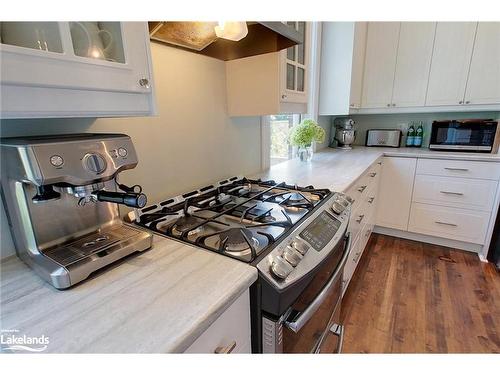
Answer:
[373,226,484,258]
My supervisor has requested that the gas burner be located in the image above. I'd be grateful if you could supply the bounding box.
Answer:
[134,176,331,263]
[286,192,308,203]
[171,215,205,236]
[222,228,259,253]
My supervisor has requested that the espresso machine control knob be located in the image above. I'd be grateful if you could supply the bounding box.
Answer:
[83,153,107,174]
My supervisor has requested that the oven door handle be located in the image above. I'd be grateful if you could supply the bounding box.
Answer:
[284,232,352,333]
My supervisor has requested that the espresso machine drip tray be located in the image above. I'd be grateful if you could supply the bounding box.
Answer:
[43,225,149,268]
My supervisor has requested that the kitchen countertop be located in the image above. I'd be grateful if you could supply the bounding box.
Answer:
[253,146,500,192]
[0,235,257,353]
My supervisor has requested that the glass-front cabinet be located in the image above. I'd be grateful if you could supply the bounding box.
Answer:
[281,21,308,104]
[0,22,155,118]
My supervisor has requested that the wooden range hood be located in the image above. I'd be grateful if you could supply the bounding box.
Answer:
[148,22,303,61]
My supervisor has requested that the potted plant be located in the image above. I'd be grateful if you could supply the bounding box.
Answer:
[289,119,325,162]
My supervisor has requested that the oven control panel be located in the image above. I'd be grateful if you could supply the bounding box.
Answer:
[260,192,351,287]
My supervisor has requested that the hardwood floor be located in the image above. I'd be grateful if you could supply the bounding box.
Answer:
[340,233,500,353]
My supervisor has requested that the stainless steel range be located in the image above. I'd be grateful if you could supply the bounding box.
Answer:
[130,176,353,353]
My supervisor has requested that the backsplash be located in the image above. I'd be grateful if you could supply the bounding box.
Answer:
[327,111,500,148]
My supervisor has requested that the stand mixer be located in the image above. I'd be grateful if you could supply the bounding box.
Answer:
[0,133,152,289]
[331,118,356,150]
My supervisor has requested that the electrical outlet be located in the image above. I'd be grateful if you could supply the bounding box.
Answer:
[398,122,408,133]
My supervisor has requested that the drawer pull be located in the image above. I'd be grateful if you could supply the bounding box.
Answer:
[440,191,464,196]
[357,185,367,193]
[356,214,365,224]
[369,172,377,177]
[377,161,382,165]
[365,229,371,237]
[368,197,375,204]
[214,341,237,354]
[444,167,469,172]
[435,221,458,227]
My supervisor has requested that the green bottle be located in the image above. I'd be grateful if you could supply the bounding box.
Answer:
[414,122,424,148]
[406,123,416,147]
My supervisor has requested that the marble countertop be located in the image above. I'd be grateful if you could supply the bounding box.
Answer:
[253,146,500,192]
[0,235,257,353]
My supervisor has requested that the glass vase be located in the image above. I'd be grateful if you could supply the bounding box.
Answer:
[297,144,313,162]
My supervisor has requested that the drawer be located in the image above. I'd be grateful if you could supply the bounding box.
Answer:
[413,174,497,211]
[416,158,500,180]
[184,289,251,353]
[408,203,491,245]
[343,235,361,293]
[349,203,369,243]
[346,161,381,211]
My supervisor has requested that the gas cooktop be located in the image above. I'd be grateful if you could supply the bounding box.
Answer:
[131,177,331,262]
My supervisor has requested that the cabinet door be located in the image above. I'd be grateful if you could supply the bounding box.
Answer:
[425,22,477,106]
[376,157,417,231]
[349,22,367,109]
[281,21,308,104]
[391,22,436,107]
[1,22,153,95]
[361,22,400,109]
[464,22,500,105]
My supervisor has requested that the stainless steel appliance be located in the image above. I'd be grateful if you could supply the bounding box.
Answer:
[487,203,500,271]
[130,177,353,353]
[331,118,356,150]
[366,129,402,148]
[429,119,499,152]
[0,133,153,289]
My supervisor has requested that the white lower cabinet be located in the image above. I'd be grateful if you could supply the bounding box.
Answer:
[342,158,381,294]
[408,203,491,245]
[375,157,417,231]
[375,156,500,255]
[184,289,251,353]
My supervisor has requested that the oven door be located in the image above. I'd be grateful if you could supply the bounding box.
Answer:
[281,232,351,353]
[430,120,497,152]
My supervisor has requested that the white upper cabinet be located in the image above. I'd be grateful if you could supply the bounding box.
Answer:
[318,22,367,115]
[425,22,477,106]
[391,22,436,108]
[1,22,156,118]
[464,22,500,105]
[361,22,400,109]
[226,22,309,116]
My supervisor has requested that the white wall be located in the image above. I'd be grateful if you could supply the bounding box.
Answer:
[0,42,262,258]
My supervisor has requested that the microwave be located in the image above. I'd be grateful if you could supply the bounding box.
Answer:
[429,119,499,153]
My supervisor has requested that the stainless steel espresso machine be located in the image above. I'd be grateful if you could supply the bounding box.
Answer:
[0,133,153,289]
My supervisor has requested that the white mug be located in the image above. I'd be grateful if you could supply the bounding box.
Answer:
[1,22,62,52]
[70,21,113,60]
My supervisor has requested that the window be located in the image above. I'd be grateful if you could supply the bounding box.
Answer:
[262,114,302,168]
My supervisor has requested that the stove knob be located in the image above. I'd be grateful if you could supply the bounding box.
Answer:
[292,239,309,255]
[331,200,346,215]
[271,256,294,279]
[283,246,303,267]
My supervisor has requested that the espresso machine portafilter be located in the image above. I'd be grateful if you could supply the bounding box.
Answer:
[0,133,153,289]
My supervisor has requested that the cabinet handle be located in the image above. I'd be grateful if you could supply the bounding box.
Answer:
[377,161,382,165]
[444,167,469,172]
[355,214,365,224]
[282,94,287,99]
[386,103,391,107]
[435,221,458,227]
[368,197,375,203]
[139,78,150,88]
[369,172,377,177]
[365,229,371,237]
[357,185,367,193]
[214,341,237,354]
[459,100,463,104]
[392,103,396,107]
[465,100,470,104]
[440,191,464,196]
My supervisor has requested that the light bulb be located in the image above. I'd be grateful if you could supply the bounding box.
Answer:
[214,22,248,42]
